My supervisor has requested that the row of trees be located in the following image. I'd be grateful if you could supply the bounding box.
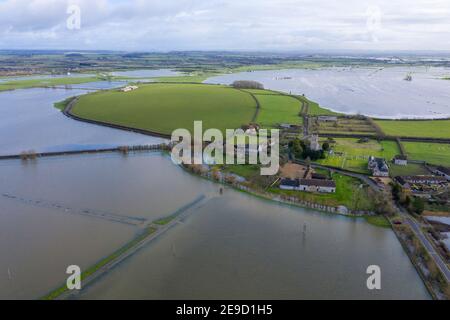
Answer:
[391,183,425,215]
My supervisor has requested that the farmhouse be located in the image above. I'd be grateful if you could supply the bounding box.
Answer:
[121,85,139,92]
[280,178,336,193]
[435,166,450,181]
[393,155,408,166]
[368,156,389,177]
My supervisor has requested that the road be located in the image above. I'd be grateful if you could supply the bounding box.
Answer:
[401,211,450,282]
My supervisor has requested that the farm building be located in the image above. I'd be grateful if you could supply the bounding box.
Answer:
[368,156,389,177]
[121,85,139,92]
[393,155,408,166]
[280,178,336,193]
[317,116,338,122]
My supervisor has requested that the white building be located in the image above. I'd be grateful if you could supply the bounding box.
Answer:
[280,178,336,193]
[317,116,338,122]
[393,155,408,166]
[121,85,139,92]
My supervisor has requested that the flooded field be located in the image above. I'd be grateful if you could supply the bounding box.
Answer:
[206,66,450,119]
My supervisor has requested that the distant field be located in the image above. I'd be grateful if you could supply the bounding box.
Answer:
[375,120,450,139]
[316,138,399,173]
[0,76,101,91]
[403,141,450,166]
[71,83,257,135]
[154,73,215,83]
[254,93,302,128]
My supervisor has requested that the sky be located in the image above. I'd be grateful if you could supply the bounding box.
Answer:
[0,0,449,52]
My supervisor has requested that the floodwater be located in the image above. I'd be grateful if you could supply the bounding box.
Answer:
[0,152,430,299]
[0,68,432,300]
[206,66,450,119]
[71,153,428,300]
[0,152,216,299]
[112,69,179,78]
[0,85,165,156]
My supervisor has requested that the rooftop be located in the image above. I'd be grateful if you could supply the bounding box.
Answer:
[437,166,450,175]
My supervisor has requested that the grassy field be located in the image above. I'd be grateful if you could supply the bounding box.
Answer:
[71,83,257,135]
[0,76,102,91]
[316,118,377,136]
[316,138,399,173]
[270,173,374,211]
[365,215,391,228]
[375,119,450,139]
[254,93,302,128]
[389,163,429,177]
[241,89,280,95]
[223,164,261,179]
[403,141,450,166]
[300,96,340,116]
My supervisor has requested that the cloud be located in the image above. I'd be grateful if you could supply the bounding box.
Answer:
[0,0,449,51]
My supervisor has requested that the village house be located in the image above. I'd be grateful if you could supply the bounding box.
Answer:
[434,166,450,181]
[393,155,408,166]
[280,178,336,193]
[368,156,389,177]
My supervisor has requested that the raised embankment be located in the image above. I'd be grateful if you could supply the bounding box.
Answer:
[0,144,171,161]
[63,97,172,139]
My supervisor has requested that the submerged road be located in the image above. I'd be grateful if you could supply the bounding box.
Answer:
[51,194,209,300]
[1,192,147,226]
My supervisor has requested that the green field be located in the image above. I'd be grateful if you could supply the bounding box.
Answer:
[389,163,429,177]
[0,76,102,91]
[316,138,399,173]
[300,96,340,116]
[375,119,450,139]
[71,83,257,135]
[403,142,450,166]
[254,93,302,128]
[242,89,280,95]
[317,118,377,136]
